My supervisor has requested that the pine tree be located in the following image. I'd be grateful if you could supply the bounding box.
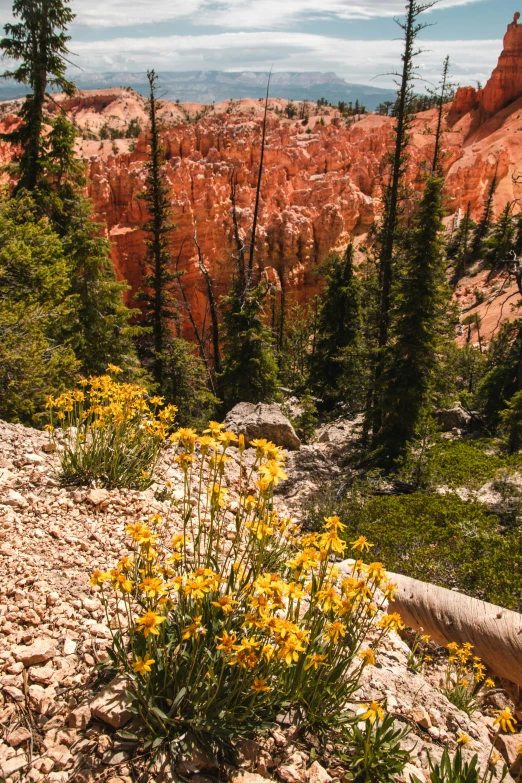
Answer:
[0,193,78,423]
[62,198,142,378]
[477,319,522,429]
[369,0,434,438]
[378,173,453,464]
[485,203,516,271]
[469,171,498,263]
[449,201,475,281]
[309,243,364,412]
[219,278,279,410]
[0,0,75,192]
[136,70,180,391]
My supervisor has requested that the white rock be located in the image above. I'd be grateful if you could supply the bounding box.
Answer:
[62,639,76,656]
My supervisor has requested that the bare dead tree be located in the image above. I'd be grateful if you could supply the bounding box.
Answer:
[247,72,271,279]
[230,171,246,281]
[174,238,216,393]
[193,222,222,377]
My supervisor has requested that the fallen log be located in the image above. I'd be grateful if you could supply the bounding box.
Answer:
[388,572,522,688]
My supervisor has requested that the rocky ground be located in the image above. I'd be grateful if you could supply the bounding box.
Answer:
[0,419,520,783]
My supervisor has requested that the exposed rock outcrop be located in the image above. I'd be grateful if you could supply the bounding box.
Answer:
[1,18,522,343]
[224,402,301,450]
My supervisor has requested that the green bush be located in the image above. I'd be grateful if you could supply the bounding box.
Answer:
[304,489,522,611]
[428,440,504,488]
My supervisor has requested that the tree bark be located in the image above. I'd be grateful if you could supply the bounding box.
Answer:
[388,571,522,687]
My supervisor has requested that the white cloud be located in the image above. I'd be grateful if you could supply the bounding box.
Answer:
[0,0,484,30]
[70,31,500,88]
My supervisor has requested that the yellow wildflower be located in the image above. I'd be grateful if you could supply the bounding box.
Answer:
[351,536,374,553]
[378,613,405,632]
[358,649,376,666]
[361,701,385,724]
[305,654,328,671]
[250,677,271,692]
[136,611,166,638]
[181,616,207,641]
[210,595,239,614]
[494,707,517,733]
[216,631,237,653]
[112,572,133,593]
[325,621,346,644]
[139,577,166,599]
[323,515,346,532]
[132,654,155,675]
[89,570,111,587]
[258,460,288,485]
[456,732,470,745]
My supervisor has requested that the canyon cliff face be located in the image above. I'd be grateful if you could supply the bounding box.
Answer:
[1,16,522,342]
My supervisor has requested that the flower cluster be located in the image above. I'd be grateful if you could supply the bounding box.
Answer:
[91,423,401,743]
[46,368,176,488]
[442,641,494,716]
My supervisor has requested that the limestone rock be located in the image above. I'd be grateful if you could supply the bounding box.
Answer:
[224,402,301,450]
[86,488,110,506]
[307,761,332,783]
[90,676,133,728]
[495,733,522,776]
[6,727,31,747]
[13,638,56,666]
[46,745,73,770]
[482,14,522,115]
[0,754,28,779]
[68,704,91,730]
[3,489,28,508]
[436,404,472,432]
[230,774,271,783]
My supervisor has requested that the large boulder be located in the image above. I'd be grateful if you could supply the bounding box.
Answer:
[224,403,301,451]
[436,404,472,432]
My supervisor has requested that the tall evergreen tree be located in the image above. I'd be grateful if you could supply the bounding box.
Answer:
[449,201,475,281]
[136,71,216,420]
[0,0,75,192]
[369,0,433,437]
[0,193,78,423]
[469,171,498,263]
[309,243,364,412]
[378,172,453,464]
[219,278,279,410]
[477,319,522,429]
[63,198,142,378]
[485,203,516,271]
[136,70,179,391]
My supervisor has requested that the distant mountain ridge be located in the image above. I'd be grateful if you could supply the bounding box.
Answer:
[0,70,396,110]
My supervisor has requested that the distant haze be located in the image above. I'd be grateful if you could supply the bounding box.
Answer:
[0,71,397,110]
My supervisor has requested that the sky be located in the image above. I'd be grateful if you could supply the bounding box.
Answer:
[0,0,516,88]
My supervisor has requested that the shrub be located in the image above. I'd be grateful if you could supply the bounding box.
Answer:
[91,425,403,757]
[341,711,411,783]
[413,744,507,783]
[47,369,176,488]
[427,440,506,489]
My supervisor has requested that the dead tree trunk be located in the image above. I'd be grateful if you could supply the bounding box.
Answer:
[388,572,522,687]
